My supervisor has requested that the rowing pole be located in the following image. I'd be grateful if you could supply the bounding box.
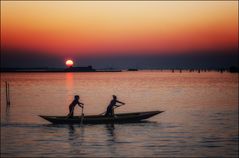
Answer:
[80,106,84,125]
[99,104,123,115]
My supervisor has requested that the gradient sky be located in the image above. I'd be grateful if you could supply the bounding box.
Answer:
[1,1,238,68]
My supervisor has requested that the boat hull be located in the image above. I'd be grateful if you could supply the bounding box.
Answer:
[39,111,163,124]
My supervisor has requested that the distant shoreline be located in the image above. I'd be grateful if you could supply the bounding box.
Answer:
[0,70,123,73]
[1,68,238,73]
[0,66,122,73]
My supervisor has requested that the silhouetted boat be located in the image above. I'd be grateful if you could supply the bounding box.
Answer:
[39,111,163,124]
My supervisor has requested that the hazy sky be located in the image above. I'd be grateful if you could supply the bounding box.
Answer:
[1,1,238,68]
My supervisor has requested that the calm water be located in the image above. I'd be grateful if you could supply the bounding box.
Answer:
[1,71,238,157]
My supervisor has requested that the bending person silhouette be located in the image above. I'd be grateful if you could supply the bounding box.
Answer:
[67,95,84,118]
[105,95,125,117]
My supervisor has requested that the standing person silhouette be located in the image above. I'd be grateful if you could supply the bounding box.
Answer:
[67,95,84,118]
[105,95,125,117]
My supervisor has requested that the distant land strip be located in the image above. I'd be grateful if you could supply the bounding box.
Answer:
[1,66,238,73]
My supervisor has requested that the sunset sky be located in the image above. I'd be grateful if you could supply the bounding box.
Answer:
[1,1,238,68]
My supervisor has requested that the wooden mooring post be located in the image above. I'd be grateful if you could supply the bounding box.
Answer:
[5,81,10,106]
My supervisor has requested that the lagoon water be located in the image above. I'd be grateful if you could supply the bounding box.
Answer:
[1,71,238,157]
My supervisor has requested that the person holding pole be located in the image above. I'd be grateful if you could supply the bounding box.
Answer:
[105,95,125,117]
[67,95,84,118]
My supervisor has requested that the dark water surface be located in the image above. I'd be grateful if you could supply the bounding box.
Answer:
[1,71,238,157]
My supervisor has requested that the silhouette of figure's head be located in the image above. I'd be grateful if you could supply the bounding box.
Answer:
[74,95,80,100]
[112,95,117,100]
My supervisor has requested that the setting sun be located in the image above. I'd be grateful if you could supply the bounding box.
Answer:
[65,60,73,67]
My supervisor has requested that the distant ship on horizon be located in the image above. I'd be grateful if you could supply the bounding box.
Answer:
[64,65,96,72]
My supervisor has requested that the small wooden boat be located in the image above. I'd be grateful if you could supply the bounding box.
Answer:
[39,111,163,124]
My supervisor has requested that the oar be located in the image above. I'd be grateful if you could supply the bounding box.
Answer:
[99,105,123,115]
[80,106,84,125]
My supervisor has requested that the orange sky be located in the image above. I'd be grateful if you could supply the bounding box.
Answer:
[1,1,238,56]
